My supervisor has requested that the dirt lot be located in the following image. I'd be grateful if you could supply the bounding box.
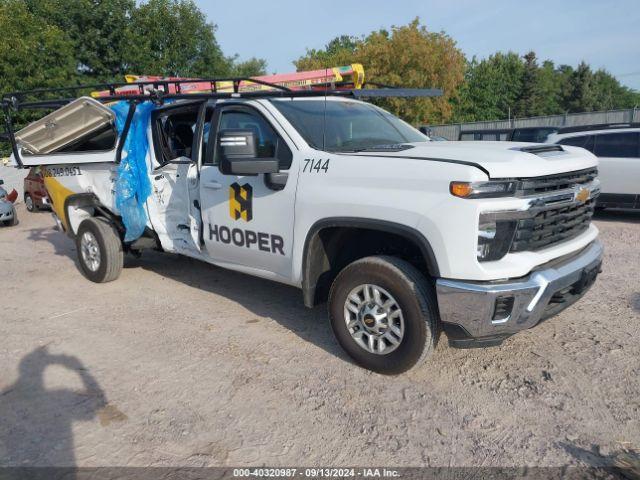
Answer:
[0,203,638,468]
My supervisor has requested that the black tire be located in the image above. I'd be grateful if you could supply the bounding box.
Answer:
[24,194,36,212]
[329,255,439,375]
[75,217,123,283]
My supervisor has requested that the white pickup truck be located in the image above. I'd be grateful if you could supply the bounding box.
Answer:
[4,83,603,373]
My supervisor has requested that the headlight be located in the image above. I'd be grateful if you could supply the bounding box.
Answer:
[450,181,517,199]
[477,215,517,262]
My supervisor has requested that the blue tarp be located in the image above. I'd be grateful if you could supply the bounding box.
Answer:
[110,101,155,242]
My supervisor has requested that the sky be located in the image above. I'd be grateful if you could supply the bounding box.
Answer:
[198,0,640,90]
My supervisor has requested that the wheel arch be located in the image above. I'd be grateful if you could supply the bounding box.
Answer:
[64,193,122,238]
[301,217,440,308]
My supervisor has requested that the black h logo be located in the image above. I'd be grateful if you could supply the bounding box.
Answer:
[229,182,253,221]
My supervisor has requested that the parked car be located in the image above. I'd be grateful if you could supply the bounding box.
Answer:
[23,166,50,211]
[459,126,558,142]
[509,127,559,143]
[547,123,640,209]
[418,126,449,141]
[458,127,558,143]
[0,180,17,226]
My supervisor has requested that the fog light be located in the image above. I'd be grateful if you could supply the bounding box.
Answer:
[477,217,517,262]
[492,296,514,323]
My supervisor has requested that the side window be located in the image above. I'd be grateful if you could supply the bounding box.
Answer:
[593,132,640,158]
[558,135,595,153]
[201,109,214,160]
[213,109,292,169]
[155,110,199,163]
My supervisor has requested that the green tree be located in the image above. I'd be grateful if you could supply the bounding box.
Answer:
[565,61,597,112]
[295,19,466,124]
[534,60,563,115]
[296,35,361,71]
[515,51,541,117]
[453,52,524,122]
[0,1,76,93]
[229,57,268,77]
[591,69,638,110]
[0,0,78,154]
[24,0,135,79]
[124,0,233,77]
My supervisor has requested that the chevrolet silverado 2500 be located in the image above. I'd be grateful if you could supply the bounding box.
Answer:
[4,80,603,373]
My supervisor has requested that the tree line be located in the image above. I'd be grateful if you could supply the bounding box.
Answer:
[0,0,266,96]
[0,1,637,126]
[295,19,640,124]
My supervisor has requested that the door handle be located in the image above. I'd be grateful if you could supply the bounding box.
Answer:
[203,181,222,190]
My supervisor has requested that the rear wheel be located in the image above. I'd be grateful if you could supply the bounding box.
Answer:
[76,217,123,283]
[329,255,439,374]
[24,194,36,212]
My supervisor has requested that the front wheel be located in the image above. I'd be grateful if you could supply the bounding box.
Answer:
[329,256,439,374]
[76,217,123,283]
[24,194,36,212]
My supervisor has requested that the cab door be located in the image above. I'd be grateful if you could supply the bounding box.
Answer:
[147,103,202,253]
[199,103,298,279]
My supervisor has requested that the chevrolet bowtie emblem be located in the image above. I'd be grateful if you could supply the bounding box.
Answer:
[575,187,590,203]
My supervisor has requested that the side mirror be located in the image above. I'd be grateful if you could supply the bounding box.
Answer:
[0,179,4,185]
[218,129,279,175]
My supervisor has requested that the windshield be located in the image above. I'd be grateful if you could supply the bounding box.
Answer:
[271,99,427,152]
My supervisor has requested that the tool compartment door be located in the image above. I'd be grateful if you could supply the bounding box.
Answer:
[14,97,117,165]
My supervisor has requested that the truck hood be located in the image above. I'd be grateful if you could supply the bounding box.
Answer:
[363,141,598,178]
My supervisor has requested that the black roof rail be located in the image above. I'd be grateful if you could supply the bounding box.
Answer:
[0,76,443,168]
[1,76,443,110]
[557,122,640,134]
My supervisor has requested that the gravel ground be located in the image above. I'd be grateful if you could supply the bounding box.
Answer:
[0,204,638,468]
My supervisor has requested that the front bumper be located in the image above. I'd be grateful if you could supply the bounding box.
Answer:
[436,240,603,347]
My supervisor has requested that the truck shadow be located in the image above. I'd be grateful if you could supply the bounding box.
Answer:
[0,346,109,473]
[27,226,89,280]
[28,226,76,259]
[26,225,353,365]
[559,441,640,477]
[127,250,351,363]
